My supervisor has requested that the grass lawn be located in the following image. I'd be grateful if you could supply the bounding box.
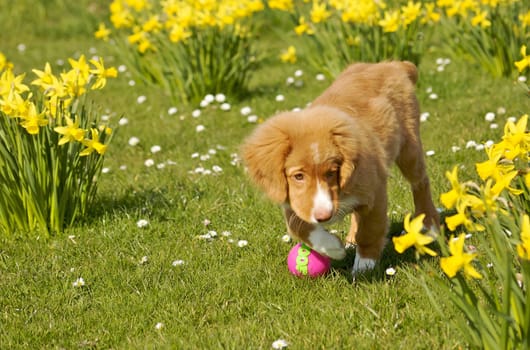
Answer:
[1,1,529,349]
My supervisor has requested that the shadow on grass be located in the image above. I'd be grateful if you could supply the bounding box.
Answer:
[86,183,200,224]
[330,212,452,284]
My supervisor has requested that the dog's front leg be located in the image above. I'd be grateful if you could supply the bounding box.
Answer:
[352,192,389,275]
[283,206,346,260]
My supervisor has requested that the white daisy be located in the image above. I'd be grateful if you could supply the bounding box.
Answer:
[204,94,215,103]
[212,165,223,173]
[137,219,149,228]
[428,93,438,100]
[172,259,185,266]
[484,112,495,122]
[240,106,252,116]
[128,136,140,146]
[72,277,85,288]
[272,339,288,349]
[215,93,226,103]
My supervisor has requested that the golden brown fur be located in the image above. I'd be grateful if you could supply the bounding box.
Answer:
[241,61,440,273]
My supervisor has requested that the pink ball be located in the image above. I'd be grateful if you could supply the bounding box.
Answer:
[287,243,331,277]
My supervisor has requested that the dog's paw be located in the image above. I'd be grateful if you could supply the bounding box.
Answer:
[352,254,376,275]
[308,226,346,260]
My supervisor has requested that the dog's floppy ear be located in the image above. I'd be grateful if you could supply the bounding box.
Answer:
[329,115,358,189]
[241,115,291,203]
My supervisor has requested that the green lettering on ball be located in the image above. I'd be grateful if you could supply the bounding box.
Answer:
[296,244,311,275]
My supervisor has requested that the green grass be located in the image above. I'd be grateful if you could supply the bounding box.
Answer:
[1,1,529,349]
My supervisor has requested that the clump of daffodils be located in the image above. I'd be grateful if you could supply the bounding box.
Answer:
[96,0,265,105]
[396,114,530,349]
[1,54,117,141]
[273,0,529,79]
[0,53,118,235]
[272,0,439,77]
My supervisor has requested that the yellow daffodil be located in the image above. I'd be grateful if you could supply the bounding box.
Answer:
[89,58,118,90]
[393,213,437,256]
[445,200,486,232]
[436,0,455,7]
[68,55,91,83]
[0,70,30,97]
[515,45,530,73]
[61,70,87,98]
[379,10,400,33]
[502,114,530,155]
[489,170,523,196]
[95,23,111,41]
[475,143,511,181]
[127,0,148,12]
[441,234,482,279]
[0,89,27,116]
[110,0,134,28]
[80,128,107,156]
[248,0,265,13]
[137,37,156,53]
[31,62,55,90]
[169,25,192,43]
[42,74,68,98]
[54,116,86,145]
[340,0,381,25]
[268,0,294,11]
[142,15,162,33]
[471,9,491,28]
[421,3,441,24]
[19,101,48,135]
[280,46,297,64]
[0,52,13,72]
[128,29,145,44]
[401,1,422,26]
[516,215,530,260]
[310,1,331,24]
[440,166,468,209]
[295,16,314,36]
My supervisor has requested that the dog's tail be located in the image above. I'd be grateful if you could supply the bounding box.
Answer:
[400,61,418,85]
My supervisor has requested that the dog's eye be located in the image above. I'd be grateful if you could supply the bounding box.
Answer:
[293,173,304,181]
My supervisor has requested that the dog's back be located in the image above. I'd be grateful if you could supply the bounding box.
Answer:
[310,61,420,167]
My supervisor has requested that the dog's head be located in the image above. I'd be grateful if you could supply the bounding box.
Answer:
[241,105,363,224]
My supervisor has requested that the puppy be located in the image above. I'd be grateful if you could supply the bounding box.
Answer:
[241,61,440,274]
